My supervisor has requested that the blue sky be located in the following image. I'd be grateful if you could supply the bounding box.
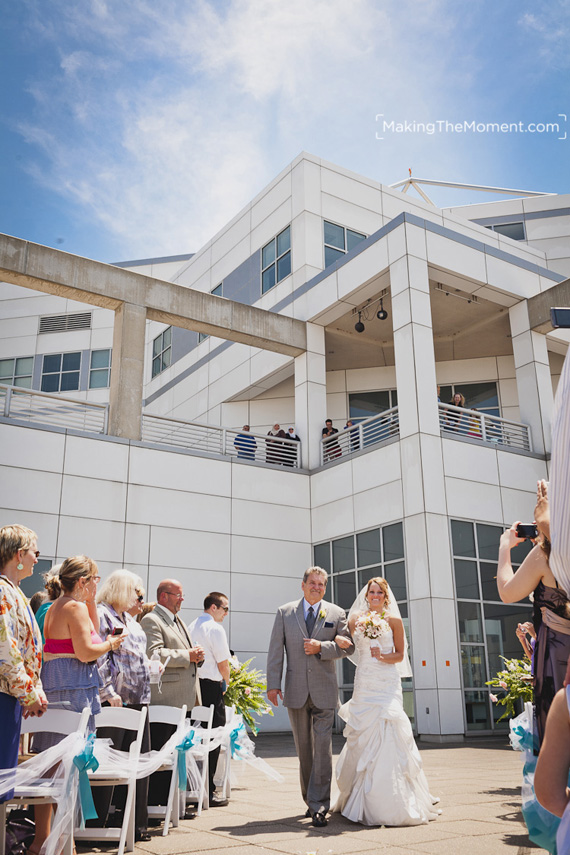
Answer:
[1,0,568,263]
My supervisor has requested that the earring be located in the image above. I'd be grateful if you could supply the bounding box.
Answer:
[17,563,24,571]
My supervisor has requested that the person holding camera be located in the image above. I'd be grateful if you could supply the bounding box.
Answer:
[497,503,570,746]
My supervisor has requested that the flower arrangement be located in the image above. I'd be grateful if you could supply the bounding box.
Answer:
[224,658,273,735]
[354,610,390,640]
[485,656,533,721]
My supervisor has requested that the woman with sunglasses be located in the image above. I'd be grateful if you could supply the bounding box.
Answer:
[94,570,153,842]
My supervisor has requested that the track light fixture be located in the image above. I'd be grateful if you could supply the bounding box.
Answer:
[354,312,365,333]
[376,298,388,321]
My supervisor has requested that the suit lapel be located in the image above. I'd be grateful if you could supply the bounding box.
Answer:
[294,599,308,638]
[155,605,191,649]
[312,601,328,637]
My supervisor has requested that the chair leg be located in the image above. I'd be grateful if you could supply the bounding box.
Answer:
[118,781,136,855]
[0,802,7,855]
[162,767,178,836]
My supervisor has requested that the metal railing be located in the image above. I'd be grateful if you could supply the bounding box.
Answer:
[0,384,108,434]
[438,402,532,452]
[141,414,302,468]
[321,406,400,465]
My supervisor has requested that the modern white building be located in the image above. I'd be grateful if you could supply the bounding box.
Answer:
[1,152,569,738]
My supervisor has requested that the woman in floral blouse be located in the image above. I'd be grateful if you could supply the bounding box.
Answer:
[0,524,48,801]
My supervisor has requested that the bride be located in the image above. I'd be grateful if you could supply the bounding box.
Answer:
[332,576,440,826]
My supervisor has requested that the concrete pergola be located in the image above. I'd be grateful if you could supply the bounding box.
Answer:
[0,234,314,450]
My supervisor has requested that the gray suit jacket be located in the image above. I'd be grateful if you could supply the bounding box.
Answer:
[266,598,353,710]
[141,604,201,708]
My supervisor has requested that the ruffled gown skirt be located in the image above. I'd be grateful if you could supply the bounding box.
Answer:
[334,659,439,827]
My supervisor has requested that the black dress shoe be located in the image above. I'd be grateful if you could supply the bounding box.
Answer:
[304,809,311,818]
[208,796,229,807]
[135,831,151,842]
[311,811,328,828]
[183,808,197,820]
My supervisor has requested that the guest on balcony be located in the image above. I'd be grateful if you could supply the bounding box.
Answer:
[445,393,465,432]
[234,425,257,460]
[266,424,287,464]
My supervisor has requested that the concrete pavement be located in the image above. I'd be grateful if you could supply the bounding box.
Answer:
[79,733,545,855]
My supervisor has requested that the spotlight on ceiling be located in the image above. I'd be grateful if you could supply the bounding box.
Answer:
[355,312,365,333]
[376,298,388,321]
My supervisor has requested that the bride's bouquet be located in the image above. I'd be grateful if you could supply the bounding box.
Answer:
[354,610,391,640]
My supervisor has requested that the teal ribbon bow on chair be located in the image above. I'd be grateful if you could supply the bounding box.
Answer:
[175,729,197,790]
[230,722,246,758]
[73,733,99,821]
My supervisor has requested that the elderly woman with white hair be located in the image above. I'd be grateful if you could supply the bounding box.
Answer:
[94,569,153,842]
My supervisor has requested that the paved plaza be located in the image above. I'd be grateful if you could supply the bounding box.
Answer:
[80,732,545,855]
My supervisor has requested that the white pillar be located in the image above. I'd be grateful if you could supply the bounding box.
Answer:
[391,252,464,739]
[294,322,326,470]
[509,300,554,456]
[109,302,147,440]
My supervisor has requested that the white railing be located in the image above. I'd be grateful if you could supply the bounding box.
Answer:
[141,414,302,468]
[438,402,531,452]
[0,384,108,434]
[321,406,399,466]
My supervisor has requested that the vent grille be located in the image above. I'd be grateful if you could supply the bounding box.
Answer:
[39,313,92,334]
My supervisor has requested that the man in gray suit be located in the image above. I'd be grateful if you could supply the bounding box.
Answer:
[266,567,353,827]
[142,578,204,809]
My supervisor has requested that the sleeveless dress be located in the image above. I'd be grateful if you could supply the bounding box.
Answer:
[333,621,439,827]
[533,580,570,746]
[33,631,103,750]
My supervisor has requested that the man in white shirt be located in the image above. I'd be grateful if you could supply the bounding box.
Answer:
[189,592,231,807]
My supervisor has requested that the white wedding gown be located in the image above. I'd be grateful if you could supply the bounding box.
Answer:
[333,624,440,826]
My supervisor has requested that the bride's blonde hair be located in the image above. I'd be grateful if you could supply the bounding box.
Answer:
[365,576,390,607]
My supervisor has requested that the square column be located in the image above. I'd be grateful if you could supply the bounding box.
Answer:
[294,323,326,470]
[109,302,147,440]
[391,254,464,738]
[509,300,554,456]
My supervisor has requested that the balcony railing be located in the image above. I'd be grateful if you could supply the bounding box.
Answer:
[0,384,108,434]
[321,406,399,466]
[438,402,531,452]
[141,414,302,468]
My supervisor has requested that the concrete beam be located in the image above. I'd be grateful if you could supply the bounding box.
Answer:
[0,234,307,357]
[528,277,570,333]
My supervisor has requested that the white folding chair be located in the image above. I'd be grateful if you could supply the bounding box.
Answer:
[186,704,214,816]
[146,704,187,836]
[214,706,235,802]
[73,706,147,855]
[0,706,90,855]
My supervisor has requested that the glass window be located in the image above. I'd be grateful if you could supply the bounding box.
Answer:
[484,603,532,678]
[323,221,366,268]
[341,658,356,685]
[356,529,381,567]
[464,690,491,730]
[89,349,111,389]
[41,352,81,393]
[461,645,487,688]
[333,572,356,610]
[480,562,501,602]
[0,356,33,389]
[211,283,223,297]
[333,536,355,573]
[151,328,172,378]
[349,390,394,421]
[384,560,407,602]
[383,523,404,562]
[477,524,501,561]
[440,382,499,417]
[488,222,525,241]
[458,601,484,643]
[454,559,480,600]
[313,542,331,574]
[261,226,291,294]
[451,520,476,558]
[358,565,382,590]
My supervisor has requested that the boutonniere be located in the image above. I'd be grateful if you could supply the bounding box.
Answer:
[319,609,326,621]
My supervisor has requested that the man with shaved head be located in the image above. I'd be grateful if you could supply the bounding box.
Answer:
[142,579,204,810]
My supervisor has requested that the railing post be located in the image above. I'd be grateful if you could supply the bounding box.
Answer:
[4,386,12,418]
[358,423,364,450]
[480,414,487,443]
[102,405,110,435]
[221,428,227,456]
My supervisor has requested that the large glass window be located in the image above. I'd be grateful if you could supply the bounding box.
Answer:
[0,356,33,389]
[439,382,499,417]
[314,521,412,724]
[152,327,172,378]
[324,221,366,268]
[261,227,291,294]
[198,284,224,343]
[89,349,111,389]
[485,222,525,241]
[349,390,397,421]
[451,519,532,732]
[41,352,81,393]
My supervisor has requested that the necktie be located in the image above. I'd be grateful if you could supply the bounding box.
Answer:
[306,606,316,636]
